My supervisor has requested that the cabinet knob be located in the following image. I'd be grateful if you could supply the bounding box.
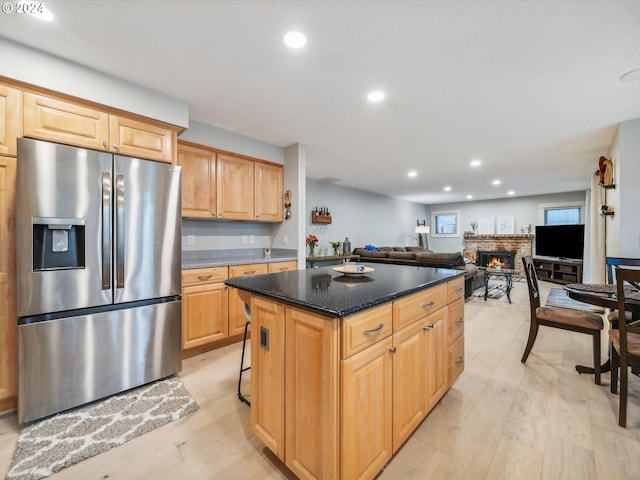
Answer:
[113,143,119,150]
[389,346,397,353]
[102,140,108,149]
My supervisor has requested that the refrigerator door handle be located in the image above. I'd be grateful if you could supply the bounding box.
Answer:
[101,172,112,290]
[116,174,125,288]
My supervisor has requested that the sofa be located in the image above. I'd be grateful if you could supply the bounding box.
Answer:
[352,247,479,298]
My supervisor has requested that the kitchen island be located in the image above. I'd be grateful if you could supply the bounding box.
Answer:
[225,263,465,480]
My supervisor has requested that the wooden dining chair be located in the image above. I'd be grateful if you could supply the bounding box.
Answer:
[609,267,640,428]
[605,257,640,326]
[521,256,604,384]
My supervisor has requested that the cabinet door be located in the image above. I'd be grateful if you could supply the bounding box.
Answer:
[286,306,340,480]
[0,156,16,408]
[392,320,426,452]
[425,308,447,409]
[181,282,228,350]
[0,85,20,156]
[110,115,175,163]
[216,153,254,220]
[228,263,269,336]
[255,162,283,222]
[267,261,297,273]
[251,296,286,461]
[342,336,393,480]
[23,92,109,150]
[177,143,216,218]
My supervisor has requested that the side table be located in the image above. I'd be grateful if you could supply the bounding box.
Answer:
[481,267,521,304]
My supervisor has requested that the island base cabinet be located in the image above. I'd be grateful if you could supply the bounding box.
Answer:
[341,337,393,480]
[251,296,286,460]
[285,306,340,480]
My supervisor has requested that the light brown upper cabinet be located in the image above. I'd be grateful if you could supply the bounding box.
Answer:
[0,84,21,157]
[255,161,283,222]
[177,143,216,218]
[217,153,255,220]
[178,141,283,222]
[23,92,177,163]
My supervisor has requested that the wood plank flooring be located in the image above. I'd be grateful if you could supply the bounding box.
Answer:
[1,280,638,479]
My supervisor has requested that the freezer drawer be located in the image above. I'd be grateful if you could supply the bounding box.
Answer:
[18,299,182,424]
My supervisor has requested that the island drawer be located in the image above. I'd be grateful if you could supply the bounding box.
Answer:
[182,266,228,286]
[447,297,464,343]
[392,283,447,332]
[229,263,269,278]
[447,277,465,303]
[341,303,393,359]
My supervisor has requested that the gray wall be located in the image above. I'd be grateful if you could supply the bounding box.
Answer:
[1,38,188,127]
[178,120,284,165]
[305,179,429,252]
[607,118,640,257]
[425,191,587,253]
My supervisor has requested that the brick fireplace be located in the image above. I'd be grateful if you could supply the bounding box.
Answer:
[463,234,534,275]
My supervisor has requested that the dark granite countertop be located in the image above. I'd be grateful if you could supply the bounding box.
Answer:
[182,248,297,269]
[224,262,464,317]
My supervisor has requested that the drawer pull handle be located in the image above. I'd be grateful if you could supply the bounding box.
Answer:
[362,323,384,335]
[455,356,464,365]
[421,301,436,308]
[423,323,435,331]
[197,275,213,280]
[455,318,464,324]
[389,346,397,353]
[245,270,256,275]
[455,287,463,293]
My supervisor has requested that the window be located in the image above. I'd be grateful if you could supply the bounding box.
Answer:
[431,210,461,237]
[538,202,584,225]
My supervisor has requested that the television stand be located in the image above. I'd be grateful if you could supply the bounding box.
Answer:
[533,257,583,285]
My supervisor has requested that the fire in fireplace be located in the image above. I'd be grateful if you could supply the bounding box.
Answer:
[477,250,516,269]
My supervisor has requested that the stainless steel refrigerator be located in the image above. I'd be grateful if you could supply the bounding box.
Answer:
[16,138,182,424]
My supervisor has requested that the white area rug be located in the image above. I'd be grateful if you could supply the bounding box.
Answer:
[6,377,198,480]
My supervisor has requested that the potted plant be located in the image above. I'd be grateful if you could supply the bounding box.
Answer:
[329,240,342,256]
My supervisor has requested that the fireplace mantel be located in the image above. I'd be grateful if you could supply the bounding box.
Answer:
[464,234,534,241]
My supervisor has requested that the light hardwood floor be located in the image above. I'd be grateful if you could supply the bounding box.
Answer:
[1,279,639,479]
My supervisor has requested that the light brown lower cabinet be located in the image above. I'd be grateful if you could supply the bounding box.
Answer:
[182,261,297,356]
[250,277,465,480]
[181,267,229,351]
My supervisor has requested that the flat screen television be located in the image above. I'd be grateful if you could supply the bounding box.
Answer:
[535,224,585,260]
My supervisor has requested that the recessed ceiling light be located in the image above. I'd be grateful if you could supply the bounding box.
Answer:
[620,67,640,82]
[492,179,501,186]
[444,186,452,192]
[283,31,306,49]
[466,195,473,200]
[367,90,385,103]
[470,159,482,167]
[407,170,417,178]
[507,190,515,195]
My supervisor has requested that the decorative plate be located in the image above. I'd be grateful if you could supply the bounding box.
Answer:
[332,265,375,276]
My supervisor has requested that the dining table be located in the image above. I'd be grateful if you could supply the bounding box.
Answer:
[563,282,640,376]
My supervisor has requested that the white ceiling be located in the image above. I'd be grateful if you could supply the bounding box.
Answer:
[2,0,640,204]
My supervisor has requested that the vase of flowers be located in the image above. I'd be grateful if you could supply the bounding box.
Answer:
[329,240,342,256]
[306,234,318,257]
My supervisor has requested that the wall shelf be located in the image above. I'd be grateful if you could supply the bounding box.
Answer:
[311,211,332,224]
